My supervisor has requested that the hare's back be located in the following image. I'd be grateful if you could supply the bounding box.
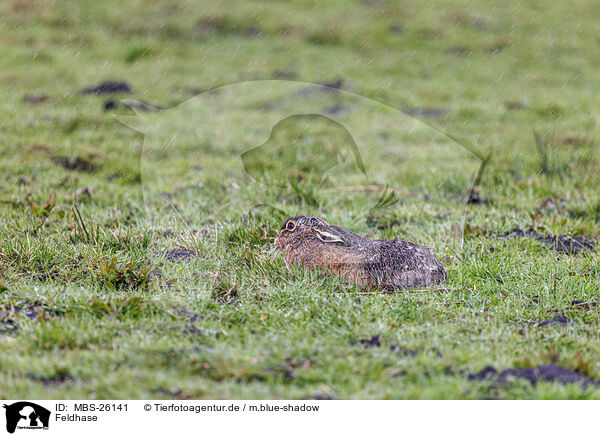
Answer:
[365,239,447,288]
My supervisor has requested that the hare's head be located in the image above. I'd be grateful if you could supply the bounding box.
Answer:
[274,215,348,251]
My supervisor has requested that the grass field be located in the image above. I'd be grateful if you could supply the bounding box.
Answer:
[1,0,600,399]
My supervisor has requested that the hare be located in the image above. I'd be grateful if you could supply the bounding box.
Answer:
[274,215,447,289]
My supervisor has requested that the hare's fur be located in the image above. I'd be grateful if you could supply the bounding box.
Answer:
[274,215,447,289]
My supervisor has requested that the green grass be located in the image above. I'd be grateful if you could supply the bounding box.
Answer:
[1,0,600,399]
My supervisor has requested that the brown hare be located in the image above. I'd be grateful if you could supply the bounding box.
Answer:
[274,215,447,289]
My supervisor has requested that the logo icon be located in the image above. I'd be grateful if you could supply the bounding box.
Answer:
[116,79,481,224]
[3,402,50,434]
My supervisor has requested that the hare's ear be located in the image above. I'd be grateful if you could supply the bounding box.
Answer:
[314,227,347,246]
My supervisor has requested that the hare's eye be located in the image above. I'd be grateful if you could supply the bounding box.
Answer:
[286,221,296,231]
